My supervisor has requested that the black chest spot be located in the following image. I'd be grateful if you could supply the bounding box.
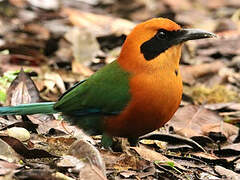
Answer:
[175,69,178,76]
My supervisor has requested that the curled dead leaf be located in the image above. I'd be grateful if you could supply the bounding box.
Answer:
[68,139,106,176]
[6,68,40,106]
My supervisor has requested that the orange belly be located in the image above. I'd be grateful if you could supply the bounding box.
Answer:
[104,71,183,138]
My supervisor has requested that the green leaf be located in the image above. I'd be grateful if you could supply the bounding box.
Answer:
[0,90,6,103]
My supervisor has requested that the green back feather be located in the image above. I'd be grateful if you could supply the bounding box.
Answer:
[55,61,132,114]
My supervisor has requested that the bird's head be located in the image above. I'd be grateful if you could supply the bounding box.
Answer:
[118,18,216,72]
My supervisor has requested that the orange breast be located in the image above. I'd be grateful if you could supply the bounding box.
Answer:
[104,69,183,138]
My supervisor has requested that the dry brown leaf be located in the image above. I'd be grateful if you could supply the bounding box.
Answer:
[192,152,220,160]
[221,143,240,151]
[101,150,149,171]
[57,156,107,179]
[0,138,22,162]
[9,0,27,7]
[204,102,240,111]
[196,32,240,57]
[176,10,216,32]
[72,59,94,76]
[168,105,223,138]
[62,8,135,36]
[180,61,225,85]
[43,71,66,94]
[131,146,186,171]
[162,0,192,11]
[27,0,59,10]
[0,160,20,176]
[6,68,40,106]
[215,165,240,180]
[201,0,225,9]
[23,23,50,40]
[0,43,47,65]
[69,139,106,176]
[0,136,58,159]
[201,122,238,138]
[57,155,85,169]
[79,163,107,180]
[0,59,41,76]
[119,170,137,178]
[47,136,76,147]
[65,28,101,64]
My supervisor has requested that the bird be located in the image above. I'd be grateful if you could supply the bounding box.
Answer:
[0,18,215,147]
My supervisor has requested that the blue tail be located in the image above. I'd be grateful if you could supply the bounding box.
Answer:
[0,102,58,115]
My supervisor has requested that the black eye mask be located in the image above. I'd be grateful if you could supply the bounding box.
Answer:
[140,29,184,61]
[140,28,215,61]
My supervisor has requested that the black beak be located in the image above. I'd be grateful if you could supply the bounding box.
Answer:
[177,29,216,43]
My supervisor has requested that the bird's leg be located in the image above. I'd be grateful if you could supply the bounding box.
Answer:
[101,133,113,148]
[127,137,139,147]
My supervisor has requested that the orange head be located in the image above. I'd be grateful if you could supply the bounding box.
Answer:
[118,18,215,73]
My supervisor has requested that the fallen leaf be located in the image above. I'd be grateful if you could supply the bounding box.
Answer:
[79,163,107,180]
[119,170,136,178]
[54,172,75,180]
[0,136,58,159]
[204,102,240,111]
[6,68,40,106]
[0,160,20,176]
[43,71,66,94]
[201,122,238,139]
[131,146,186,171]
[180,61,225,85]
[1,44,46,66]
[65,27,101,64]
[23,23,50,40]
[214,143,240,158]
[15,169,58,180]
[168,105,225,138]
[57,155,85,169]
[162,0,192,12]
[68,139,106,176]
[27,0,59,10]
[0,121,38,133]
[140,133,206,152]
[9,0,27,8]
[0,138,21,162]
[62,8,135,36]
[72,59,94,76]
[215,165,240,180]
[101,150,149,171]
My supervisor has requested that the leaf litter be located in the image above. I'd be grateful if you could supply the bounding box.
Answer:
[0,0,240,179]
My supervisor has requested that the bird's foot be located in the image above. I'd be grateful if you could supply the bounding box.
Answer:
[101,134,139,153]
[127,137,139,147]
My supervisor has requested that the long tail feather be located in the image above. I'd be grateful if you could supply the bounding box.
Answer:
[0,102,58,115]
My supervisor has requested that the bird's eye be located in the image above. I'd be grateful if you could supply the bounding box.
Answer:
[156,30,166,40]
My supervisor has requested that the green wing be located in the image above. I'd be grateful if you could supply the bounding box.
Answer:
[54,61,131,134]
